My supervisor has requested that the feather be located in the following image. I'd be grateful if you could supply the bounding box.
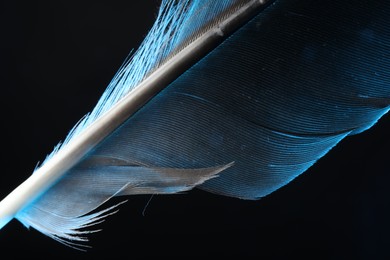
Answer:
[0,0,389,249]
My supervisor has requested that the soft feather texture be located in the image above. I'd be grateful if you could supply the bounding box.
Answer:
[1,0,389,248]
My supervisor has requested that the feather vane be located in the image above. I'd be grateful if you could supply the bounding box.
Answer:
[0,0,389,248]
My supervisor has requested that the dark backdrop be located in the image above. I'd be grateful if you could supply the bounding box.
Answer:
[0,1,389,258]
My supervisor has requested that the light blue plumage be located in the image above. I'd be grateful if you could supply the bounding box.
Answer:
[0,0,389,249]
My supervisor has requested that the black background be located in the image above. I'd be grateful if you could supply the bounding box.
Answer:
[0,1,389,258]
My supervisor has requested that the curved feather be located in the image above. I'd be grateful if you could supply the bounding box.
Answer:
[1,0,389,248]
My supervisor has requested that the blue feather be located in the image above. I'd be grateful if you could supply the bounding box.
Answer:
[0,0,389,248]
